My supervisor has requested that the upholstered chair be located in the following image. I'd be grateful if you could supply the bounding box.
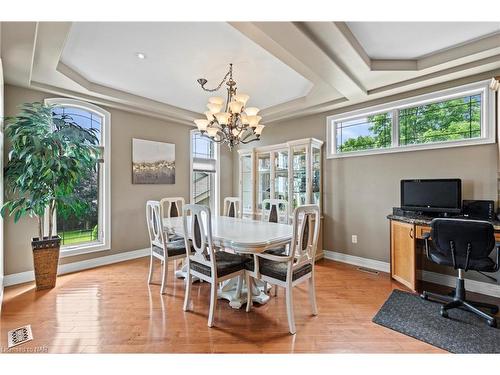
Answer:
[182,204,248,327]
[146,200,190,294]
[246,204,320,334]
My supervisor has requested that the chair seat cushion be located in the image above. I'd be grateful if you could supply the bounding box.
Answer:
[152,240,190,258]
[430,251,497,272]
[245,257,312,282]
[264,246,287,255]
[190,251,247,278]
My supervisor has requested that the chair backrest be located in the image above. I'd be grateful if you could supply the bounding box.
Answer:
[160,197,185,219]
[182,204,216,270]
[430,218,495,269]
[262,199,289,224]
[223,197,241,218]
[146,200,166,253]
[289,205,320,268]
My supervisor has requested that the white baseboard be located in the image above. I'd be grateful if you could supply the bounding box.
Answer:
[324,250,500,298]
[324,250,390,273]
[3,248,149,287]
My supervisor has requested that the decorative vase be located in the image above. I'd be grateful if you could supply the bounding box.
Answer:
[31,236,61,290]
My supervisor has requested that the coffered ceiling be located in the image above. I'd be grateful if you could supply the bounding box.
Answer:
[1,21,500,125]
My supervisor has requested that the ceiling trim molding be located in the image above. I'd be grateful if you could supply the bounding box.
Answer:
[279,68,500,123]
[336,22,500,72]
[368,54,500,95]
[55,61,200,123]
[29,81,195,126]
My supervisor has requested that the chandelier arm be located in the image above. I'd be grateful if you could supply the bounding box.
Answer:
[197,64,233,93]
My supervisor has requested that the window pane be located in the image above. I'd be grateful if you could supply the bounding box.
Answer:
[336,112,392,153]
[292,147,306,209]
[399,94,481,146]
[55,106,101,247]
[191,131,217,212]
[257,153,270,210]
[193,171,214,208]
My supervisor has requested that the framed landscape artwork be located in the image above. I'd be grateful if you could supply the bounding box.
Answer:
[132,138,175,184]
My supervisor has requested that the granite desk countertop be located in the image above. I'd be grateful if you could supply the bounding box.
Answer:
[387,214,500,230]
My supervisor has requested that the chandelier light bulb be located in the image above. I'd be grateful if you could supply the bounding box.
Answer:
[207,103,223,114]
[204,111,214,121]
[247,115,262,128]
[255,124,265,136]
[194,119,209,132]
[240,113,249,125]
[214,112,231,125]
[245,107,260,116]
[208,96,225,105]
[233,94,250,106]
[229,101,244,114]
[206,127,219,137]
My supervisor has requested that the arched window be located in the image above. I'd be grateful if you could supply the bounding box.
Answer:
[45,98,111,256]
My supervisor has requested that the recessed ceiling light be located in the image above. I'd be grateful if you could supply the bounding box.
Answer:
[136,52,146,60]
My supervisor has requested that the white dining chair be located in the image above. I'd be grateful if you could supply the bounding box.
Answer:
[246,204,320,334]
[160,197,186,241]
[261,198,291,295]
[182,204,248,327]
[223,197,242,218]
[146,200,189,295]
[261,198,289,224]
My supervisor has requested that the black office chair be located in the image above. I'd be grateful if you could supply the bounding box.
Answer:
[421,218,500,328]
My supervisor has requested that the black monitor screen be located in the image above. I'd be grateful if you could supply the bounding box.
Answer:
[401,179,462,212]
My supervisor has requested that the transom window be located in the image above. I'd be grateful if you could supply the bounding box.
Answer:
[327,80,495,158]
[45,98,111,257]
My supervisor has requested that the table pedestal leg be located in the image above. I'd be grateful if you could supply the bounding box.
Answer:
[218,276,271,309]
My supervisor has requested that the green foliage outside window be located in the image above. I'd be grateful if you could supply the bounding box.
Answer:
[337,94,481,153]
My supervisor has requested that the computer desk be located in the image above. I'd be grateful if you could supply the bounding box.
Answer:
[387,214,500,292]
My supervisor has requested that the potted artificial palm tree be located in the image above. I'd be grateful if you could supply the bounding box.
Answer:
[1,102,99,290]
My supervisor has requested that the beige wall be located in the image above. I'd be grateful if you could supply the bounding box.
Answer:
[3,84,233,275]
[234,86,498,268]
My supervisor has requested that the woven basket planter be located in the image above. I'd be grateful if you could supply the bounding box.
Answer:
[31,236,61,290]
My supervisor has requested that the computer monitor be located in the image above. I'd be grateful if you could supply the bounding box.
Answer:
[401,179,462,214]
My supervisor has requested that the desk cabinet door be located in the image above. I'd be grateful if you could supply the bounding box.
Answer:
[390,221,416,291]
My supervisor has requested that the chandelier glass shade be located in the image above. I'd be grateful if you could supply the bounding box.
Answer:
[194,63,264,150]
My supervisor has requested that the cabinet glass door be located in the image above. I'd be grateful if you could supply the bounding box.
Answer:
[292,147,307,209]
[257,153,271,210]
[241,154,253,213]
[273,150,288,202]
[312,146,321,207]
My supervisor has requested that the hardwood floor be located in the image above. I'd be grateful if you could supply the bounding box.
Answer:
[2,257,489,354]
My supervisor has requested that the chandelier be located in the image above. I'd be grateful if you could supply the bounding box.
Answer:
[194,63,264,150]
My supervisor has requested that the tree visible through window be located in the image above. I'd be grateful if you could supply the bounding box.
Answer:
[333,92,483,154]
[399,94,481,146]
[52,106,102,246]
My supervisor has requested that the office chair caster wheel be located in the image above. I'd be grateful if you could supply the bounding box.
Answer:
[488,319,497,328]
[440,308,448,318]
[420,292,428,300]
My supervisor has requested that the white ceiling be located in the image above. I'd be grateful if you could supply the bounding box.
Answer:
[2,21,500,125]
[60,22,313,112]
[346,22,500,59]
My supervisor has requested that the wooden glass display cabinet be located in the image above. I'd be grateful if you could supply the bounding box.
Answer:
[238,138,324,258]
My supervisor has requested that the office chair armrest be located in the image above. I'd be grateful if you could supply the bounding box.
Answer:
[495,243,500,272]
[423,232,431,260]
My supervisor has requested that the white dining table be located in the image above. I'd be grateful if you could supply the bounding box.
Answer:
[163,215,293,309]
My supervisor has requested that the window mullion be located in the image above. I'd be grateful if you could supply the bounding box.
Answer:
[392,109,399,148]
